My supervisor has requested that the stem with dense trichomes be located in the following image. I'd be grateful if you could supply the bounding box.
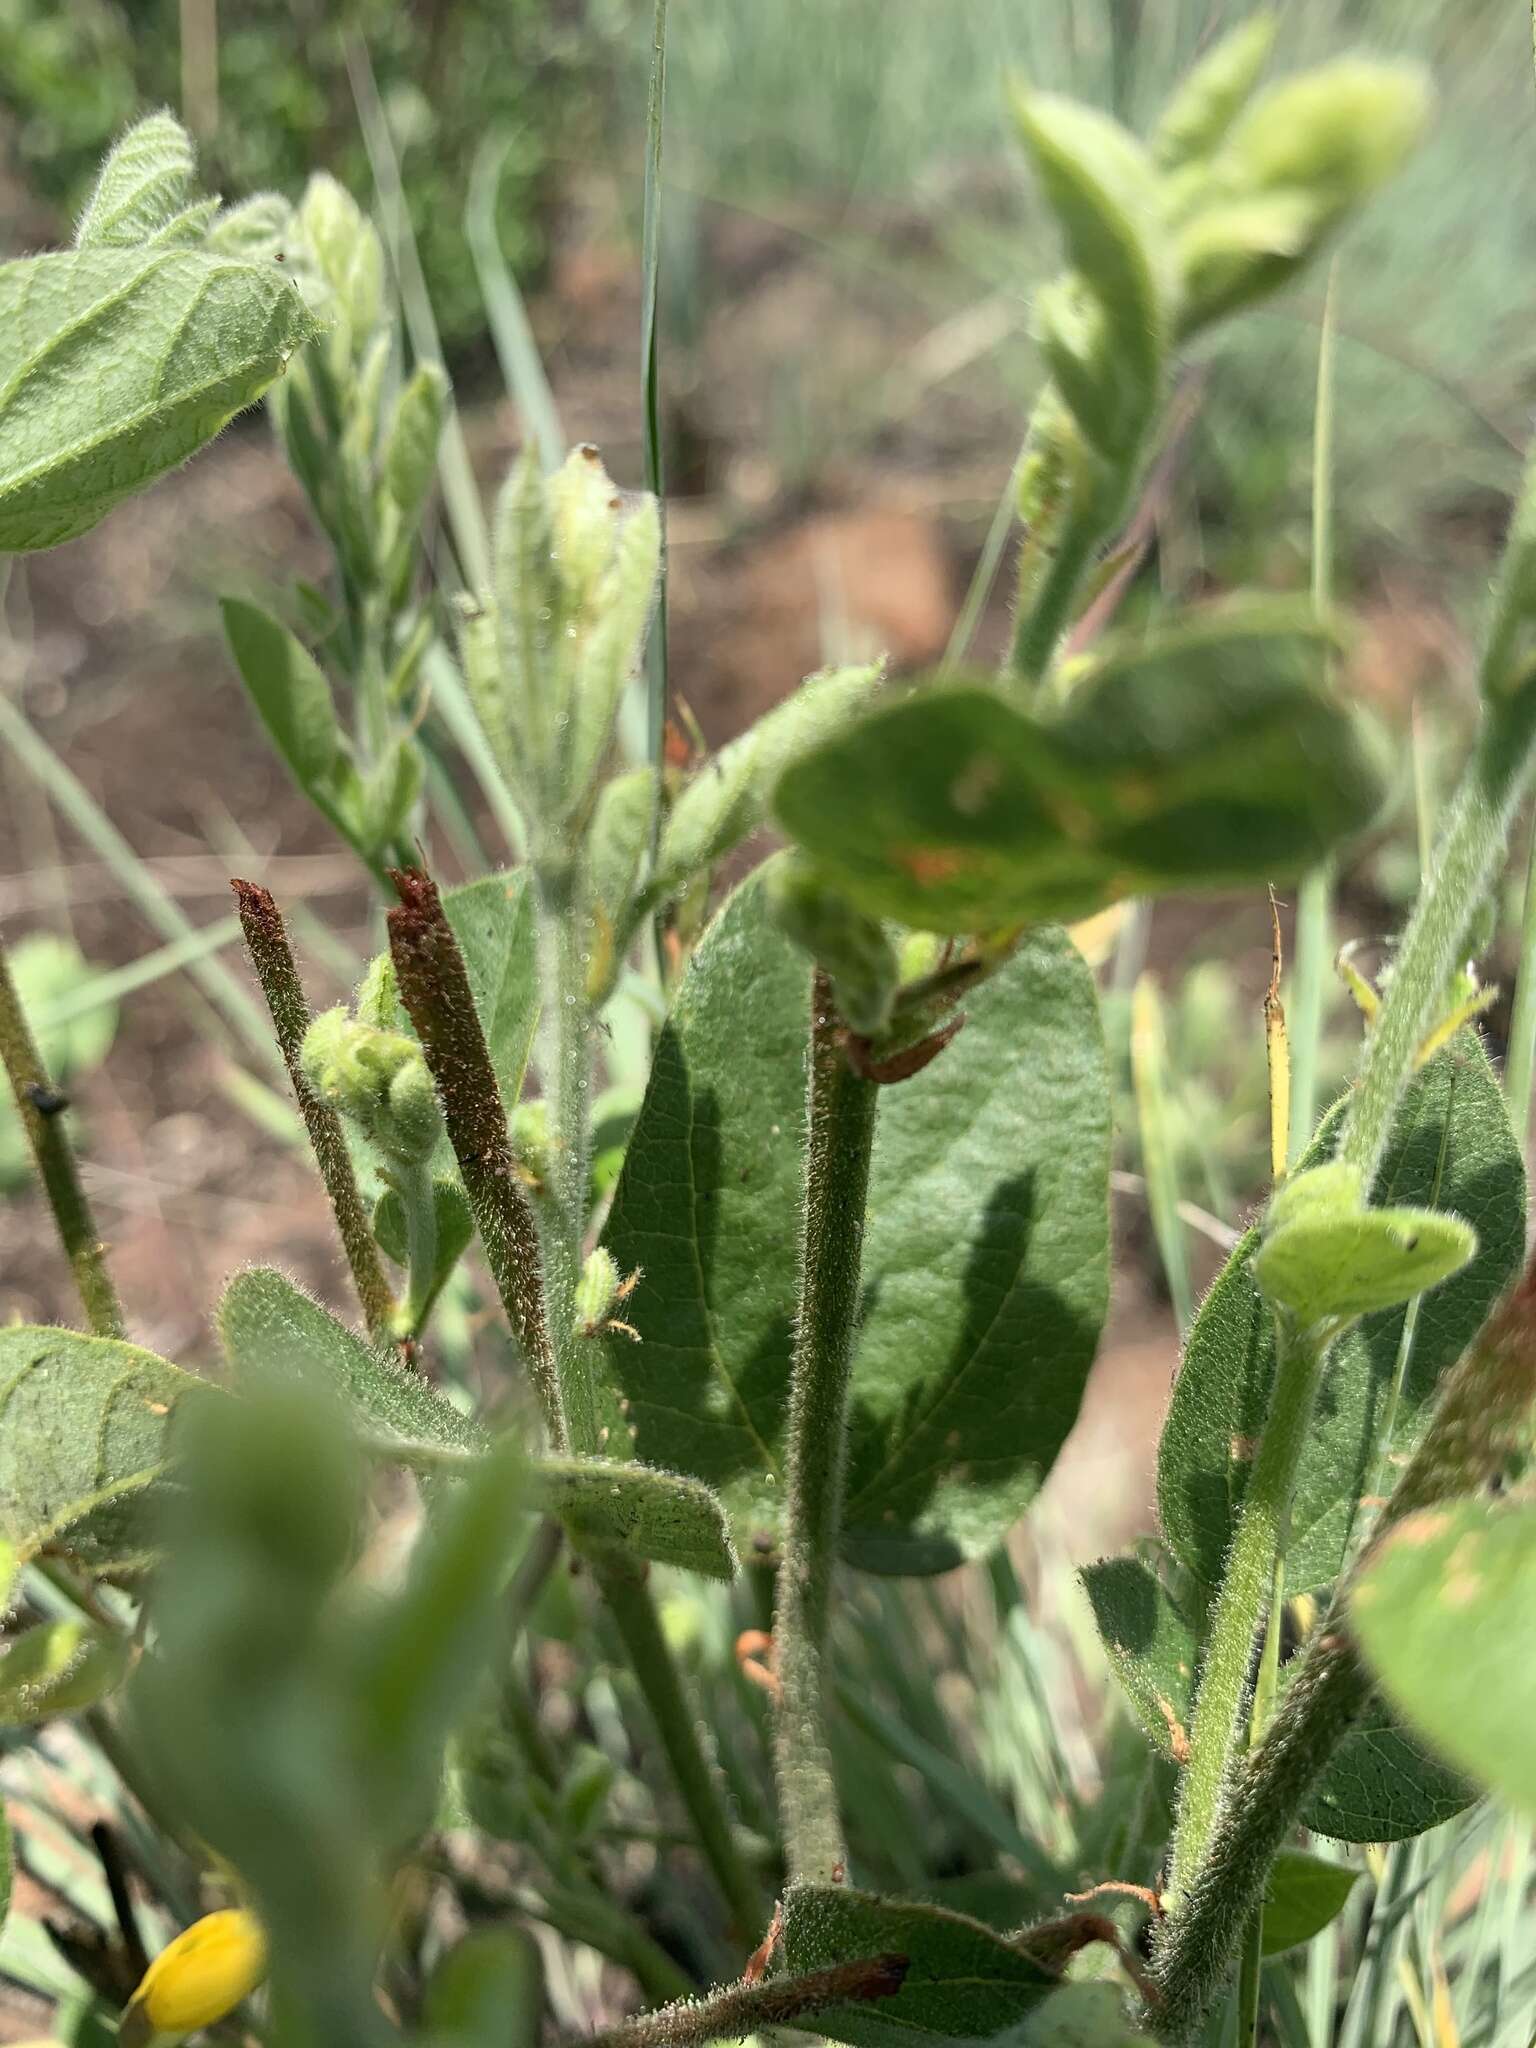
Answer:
[1165,1317,1329,1908]
[774,972,880,1886]
[386,865,758,1935]
[232,880,397,1347]
[557,1953,909,2048]
[0,924,124,1338]
[1150,1248,1536,2041]
[533,857,600,1453]
[387,867,565,1440]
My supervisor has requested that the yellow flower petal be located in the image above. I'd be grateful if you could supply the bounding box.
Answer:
[128,1909,267,2037]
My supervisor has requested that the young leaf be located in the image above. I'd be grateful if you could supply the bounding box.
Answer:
[773,605,1384,935]
[1010,90,1170,445]
[220,597,346,806]
[1253,1161,1476,1324]
[73,111,197,250]
[218,1267,482,1456]
[1152,16,1276,172]
[654,661,884,900]
[597,869,1109,1573]
[0,248,319,553]
[1021,1984,1155,2046]
[0,1326,208,1573]
[1351,1500,1536,1821]
[0,1619,132,1725]
[439,872,540,1116]
[1080,1554,1198,1763]
[1158,1036,1523,1595]
[1259,1850,1359,1957]
[374,1177,474,1326]
[531,1457,736,1581]
[778,1885,1057,2047]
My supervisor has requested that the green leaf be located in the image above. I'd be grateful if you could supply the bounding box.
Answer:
[1153,16,1276,172]
[0,1619,132,1725]
[778,1885,1056,2047]
[598,871,1109,1573]
[374,1177,475,1326]
[218,1267,482,1457]
[1010,90,1170,449]
[382,361,449,529]
[1302,1699,1472,1844]
[424,1928,543,2048]
[220,597,345,803]
[0,1326,207,1573]
[349,1438,527,1840]
[0,247,319,553]
[74,112,197,250]
[1022,1984,1155,2046]
[1260,1849,1359,1956]
[1158,1036,1523,1595]
[1253,1163,1476,1324]
[532,1456,736,1581]
[654,662,884,899]
[1080,1554,1198,1763]
[773,605,1384,935]
[1351,1499,1536,1821]
[440,872,539,1114]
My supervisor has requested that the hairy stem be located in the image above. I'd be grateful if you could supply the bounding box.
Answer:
[391,1153,439,1340]
[774,972,880,1886]
[232,881,396,1347]
[387,867,565,1443]
[596,1558,768,1938]
[557,1951,909,2048]
[0,924,124,1337]
[534,861,600,1452]
[1165,1319,1328,1907]
[1150,1248,1536,2040]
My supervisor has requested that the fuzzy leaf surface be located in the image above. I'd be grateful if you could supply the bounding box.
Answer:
[598,871,1110,1572]
[1158,1036,1522,1595]
[0,1327,207,1572]
[773,606,1382,935]
[218,1267,482,1455]
[532,1457,736,1581]
[778,1886,1056,2047]
[0,1619,132,1724]
[0,247,318,552]
[1080,1554,1198,1762]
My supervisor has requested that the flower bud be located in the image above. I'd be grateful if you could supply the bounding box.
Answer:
[765,853,899,1037]
[1174,60,1430,335]
[575,1247,622,1332]
[300,1006,442,1164]
[1152,15,1275,173]
[382,362,449,530]
[295,172,385,350]
[123,1909,267,2044]
[482,445,660,824]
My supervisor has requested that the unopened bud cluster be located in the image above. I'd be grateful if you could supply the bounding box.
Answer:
[301,1005,441,1166]
[459,445,661,841]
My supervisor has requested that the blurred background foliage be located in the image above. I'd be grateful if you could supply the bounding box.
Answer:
[0,0,621,346]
